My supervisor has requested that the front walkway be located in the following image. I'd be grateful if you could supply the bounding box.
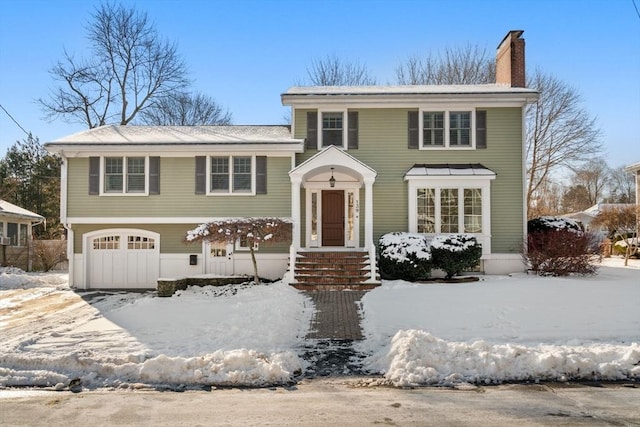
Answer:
[304,290,367,340]
[300,290,369,377]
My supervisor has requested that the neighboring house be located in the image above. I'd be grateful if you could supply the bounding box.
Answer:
[0,199,45,270]
[46,30,538,289]
[563,203,636,232]
[625,161,640,205]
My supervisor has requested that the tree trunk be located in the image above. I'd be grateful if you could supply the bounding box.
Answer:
[249,246,259,284]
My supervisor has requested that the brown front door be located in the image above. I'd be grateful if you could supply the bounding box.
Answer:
[322,190,344,246]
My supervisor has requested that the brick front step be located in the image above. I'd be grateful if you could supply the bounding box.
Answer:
[293,250,380,288]
[291,283,379,291]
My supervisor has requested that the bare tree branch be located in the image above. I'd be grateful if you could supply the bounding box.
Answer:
[526,69,603,213]
[303,54,376,86]
[139,92,232,125]
[396,44,495,85]
[39,2,190,128]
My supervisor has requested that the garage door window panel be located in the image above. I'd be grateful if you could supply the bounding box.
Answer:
[93,236,120,250]
[128,235,155,250]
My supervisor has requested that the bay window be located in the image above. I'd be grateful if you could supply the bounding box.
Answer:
[406,164,496,253]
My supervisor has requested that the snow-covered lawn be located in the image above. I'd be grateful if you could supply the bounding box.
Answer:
[0,257,638,389]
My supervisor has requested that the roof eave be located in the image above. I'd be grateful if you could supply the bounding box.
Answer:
[46,141,305,155]
[282,91,539,107]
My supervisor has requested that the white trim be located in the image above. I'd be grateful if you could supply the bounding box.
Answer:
[316,109,348,150]
[282,97,536,109]
[522,107,528,246]
[60,154,68,223]
[303,187,360,248]
[49,145,303,157]
[66,216,293,224]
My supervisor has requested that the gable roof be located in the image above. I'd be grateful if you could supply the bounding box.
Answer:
[0,199,44,222]
[46,125,303,147]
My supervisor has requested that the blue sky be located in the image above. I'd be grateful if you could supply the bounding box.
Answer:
[1,0,639,170]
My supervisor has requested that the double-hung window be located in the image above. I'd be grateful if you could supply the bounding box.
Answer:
[88,156,159,196]
[322,112,343,147]
[210,156,253,194]
[306,110,358,149]
[103,157,147,194]
[418,110,474,149]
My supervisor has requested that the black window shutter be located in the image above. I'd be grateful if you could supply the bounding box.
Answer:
[149,156,160,195]
[476,110,487,149]
[256,156,267,194]
[195,156,206,194]
[89,157,100,195]
[408,111,419,149]
[348,111,358,149]
[306,111,317,149]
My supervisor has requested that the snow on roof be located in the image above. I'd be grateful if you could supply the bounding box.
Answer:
[47,125,301,145]
[283,84,538,96]
[624,161,640,172]
[405,164,497,177]
[0,199,44,221]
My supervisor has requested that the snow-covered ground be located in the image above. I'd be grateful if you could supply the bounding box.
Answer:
[0,257,638,389]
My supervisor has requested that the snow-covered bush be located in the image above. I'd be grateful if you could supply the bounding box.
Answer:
[527,216,583,233]
[378,232,431,281]
[526,217,599,276]
[430,234,482,279]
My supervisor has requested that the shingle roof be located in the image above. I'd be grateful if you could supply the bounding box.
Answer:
[0,199,44,221]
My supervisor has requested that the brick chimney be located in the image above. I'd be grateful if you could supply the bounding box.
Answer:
[496,30,526,87]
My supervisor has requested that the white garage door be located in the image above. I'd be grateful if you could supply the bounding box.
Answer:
[87,230,159,288]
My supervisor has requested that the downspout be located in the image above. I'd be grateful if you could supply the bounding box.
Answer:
[59,152,74,287]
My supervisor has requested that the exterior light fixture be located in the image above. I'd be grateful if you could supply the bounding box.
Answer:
[329,167,336,188]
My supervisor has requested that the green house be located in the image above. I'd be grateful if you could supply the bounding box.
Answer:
[46,30,538,289]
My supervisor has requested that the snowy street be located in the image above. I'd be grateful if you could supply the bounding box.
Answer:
[1,378,639,426]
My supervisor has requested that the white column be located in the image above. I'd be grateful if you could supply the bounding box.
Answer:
[364,178,377,282]
[289,178,302,282]
[364,178,374,250]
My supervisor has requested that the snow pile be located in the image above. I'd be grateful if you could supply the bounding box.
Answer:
[369,330,640,387]
[0,267,68,289]
[0,349,302,388]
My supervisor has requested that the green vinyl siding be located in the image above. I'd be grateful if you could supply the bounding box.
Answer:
[296,107,524,254]
[67,157,292,218]
[73,223,289,254]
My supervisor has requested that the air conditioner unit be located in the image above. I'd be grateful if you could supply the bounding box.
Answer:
[0,237,11,245]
